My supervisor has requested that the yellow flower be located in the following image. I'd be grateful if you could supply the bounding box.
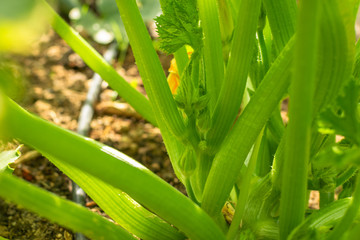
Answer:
[167,49,193,94]
[167,58,180,94]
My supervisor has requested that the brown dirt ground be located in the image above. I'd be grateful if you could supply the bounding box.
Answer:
[0,29,184,240]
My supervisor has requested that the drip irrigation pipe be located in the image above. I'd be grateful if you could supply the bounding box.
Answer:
[72,42,118,240]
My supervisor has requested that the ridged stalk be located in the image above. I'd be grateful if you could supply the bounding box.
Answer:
[206,0,262,155]
[263,0,296,53]
[39,0,156,125]
[201,37,295,219]
[226,128,264,239]
[289,199,351,239]
[216,0,234,61]
[327,176,360,240]
[197,0,224,111]
[115,0,190,143]
[1,97,226,240]
[272,0,356,191]
[174,46,189,77]
[49,155,185,240]
[0,173,136,240]
[279,0,320,238]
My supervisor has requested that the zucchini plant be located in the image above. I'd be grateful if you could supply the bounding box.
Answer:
[1,0,360,239]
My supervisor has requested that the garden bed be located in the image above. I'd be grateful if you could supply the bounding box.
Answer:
[0,29,183,240]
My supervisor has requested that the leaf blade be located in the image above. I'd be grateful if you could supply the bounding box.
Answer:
[0,173,136,240]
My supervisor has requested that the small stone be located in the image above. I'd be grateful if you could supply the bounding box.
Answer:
[68,53,85,68]
[151,162,161,172]
[64,231,73,240]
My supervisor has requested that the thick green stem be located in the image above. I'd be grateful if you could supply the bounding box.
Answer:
[327,176,360,240]
[279,0,320,238]
[48,155,185,240]
[190,152,213,202]
[257,30,270,72]
[226,128,264,239]
[174,46,188,77]
[336,166,358,187]
[263,0,296,54]
[320,192,334,208]
[1,97,226,240]
[206,0,262,155]
[0,173,136,240]
[184,178,200,205]
[39,0,157,126]
[115,0,189,141]
[288,198,352,239]
[197,0,224,112]
[201,37,294,219]
[216,0,234,61]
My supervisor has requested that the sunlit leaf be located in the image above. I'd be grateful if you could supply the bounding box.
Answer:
[0,146,21,174]
[318,79,360,145]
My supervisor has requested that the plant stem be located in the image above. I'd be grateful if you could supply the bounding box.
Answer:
[115,0,188,141]
[279,0,320,238]
[201,37,294,220]
[73,42,118,240]
[206,0,262,155]
[263,0,296,54]
[336,166,358,187]
[1,97,227,240]
[327,176,360,240]
[190,152,213,202]
[39,0,157,125]
[288,198,352,239]
[197,0,224,111]
[320,192,334,208]
[226,128,264,240]
[257,30,270,72]
[184,178,200,205]
[174,46,189,77]
[216,0,234,61]
[0,173,136,240]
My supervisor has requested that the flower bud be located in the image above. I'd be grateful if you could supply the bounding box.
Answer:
[178,147,197,177]
[196,107,211,134]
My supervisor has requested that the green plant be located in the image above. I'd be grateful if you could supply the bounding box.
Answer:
[1,0,360,239]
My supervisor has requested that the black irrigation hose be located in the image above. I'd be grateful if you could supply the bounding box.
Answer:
[73,42,118,240]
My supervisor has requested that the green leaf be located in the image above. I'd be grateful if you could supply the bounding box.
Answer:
[39,1,157,125]
[312,0,355,116]
[48,155,185,240]
[0,146,21,174]
[288,199,352,240]
[318,79,360,145]
[327,176,360,240]
[2,96,226,240]
[155,0,202,54]
[0,173,136,240]
[314,144,360,168]
[116,0,192,145]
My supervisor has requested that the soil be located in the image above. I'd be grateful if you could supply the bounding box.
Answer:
[0,28,184,239]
